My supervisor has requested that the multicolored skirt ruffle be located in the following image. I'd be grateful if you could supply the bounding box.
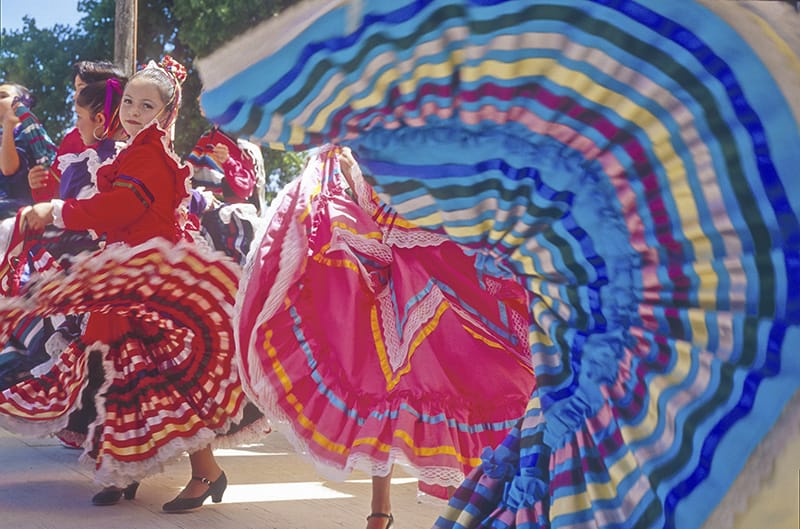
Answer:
[0,237,252,486]
[0,211,102,389]
[199,1,800,528]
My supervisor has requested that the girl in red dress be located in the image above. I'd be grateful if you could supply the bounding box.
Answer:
[0,57,254,512]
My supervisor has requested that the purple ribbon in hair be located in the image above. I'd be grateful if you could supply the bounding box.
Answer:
[104,78,123,123]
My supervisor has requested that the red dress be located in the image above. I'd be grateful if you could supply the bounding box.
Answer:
[186,128,257,203]
[62,125,188,245]
[0,123,253,486]
[235,146,534,491]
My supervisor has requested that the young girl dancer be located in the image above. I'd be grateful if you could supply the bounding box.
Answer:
[26,60,127,202]
[0,74,128,394]
[44,74,130,447]
[0,57,253,512]
[186,126,265,265]
[234,145,535,528]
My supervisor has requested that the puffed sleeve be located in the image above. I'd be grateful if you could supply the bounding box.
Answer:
[61,144,160,233]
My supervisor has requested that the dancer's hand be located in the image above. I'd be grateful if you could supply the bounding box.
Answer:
[338,147,358,190]
[210,143,230,165]
[20,202,54,232]
[28,164,52,190]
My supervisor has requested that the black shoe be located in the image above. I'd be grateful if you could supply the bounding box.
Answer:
[162,472,227,513]
[91,482,139,506]
[366,512,394,529]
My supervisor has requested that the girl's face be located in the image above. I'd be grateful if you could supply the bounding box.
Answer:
[119,78,166,137]
[0,84,20,122]
[74,103,103,146]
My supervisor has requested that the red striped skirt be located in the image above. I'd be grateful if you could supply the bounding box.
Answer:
[0,238,252,486]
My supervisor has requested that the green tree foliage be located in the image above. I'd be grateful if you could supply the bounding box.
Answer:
[73,0,116,55]
[0,0,304,194]
[0,18,102,143]
[172,0,300,58]
[263,149,306,200]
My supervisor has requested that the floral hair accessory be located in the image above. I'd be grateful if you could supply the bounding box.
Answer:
[159,55,187,85]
